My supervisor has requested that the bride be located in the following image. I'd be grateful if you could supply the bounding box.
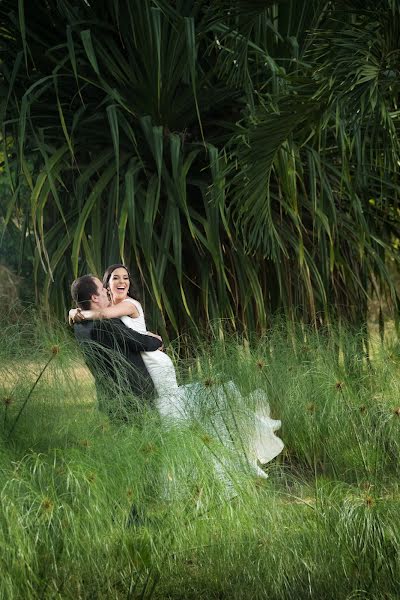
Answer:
[69,264,284,474]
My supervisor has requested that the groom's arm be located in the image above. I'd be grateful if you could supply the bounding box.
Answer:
[93,319,162,353]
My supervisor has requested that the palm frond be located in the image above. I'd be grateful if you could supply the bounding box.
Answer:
[1,0,399,336]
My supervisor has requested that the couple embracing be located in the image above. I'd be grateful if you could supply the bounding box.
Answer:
[71,263,284,475]
[71,264,181,418]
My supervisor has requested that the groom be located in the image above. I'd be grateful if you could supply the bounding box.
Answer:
[71,274,162,419]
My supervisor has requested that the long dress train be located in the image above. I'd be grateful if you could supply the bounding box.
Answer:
[120,299,284,475]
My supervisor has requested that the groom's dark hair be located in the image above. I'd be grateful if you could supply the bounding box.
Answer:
[71,275,98,310]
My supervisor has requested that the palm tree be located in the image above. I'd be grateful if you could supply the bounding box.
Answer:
[1,0,399,337]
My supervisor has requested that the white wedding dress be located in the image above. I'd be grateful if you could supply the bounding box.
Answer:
[121,299,284,475]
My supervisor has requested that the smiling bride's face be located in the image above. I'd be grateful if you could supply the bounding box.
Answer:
[109,267,130,303]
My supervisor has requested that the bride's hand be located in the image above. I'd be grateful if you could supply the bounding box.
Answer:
[147,331,162,341]
[68,308,84,325]
[155,334,164,351]
[147,331,164,350]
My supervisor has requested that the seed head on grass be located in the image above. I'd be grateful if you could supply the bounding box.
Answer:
[393,407,400,416]
[201,434,213,446]
[254,476,268,489]
[41,497,54,512]
[51,345,60,355]
[140,442,158,456]
[2,396,13,406]
[192,485,203,502]
[360,482,373,491]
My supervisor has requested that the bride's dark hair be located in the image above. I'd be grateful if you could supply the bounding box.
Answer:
[102,264,141,302]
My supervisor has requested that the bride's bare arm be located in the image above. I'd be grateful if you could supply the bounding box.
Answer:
[68,303,164,347]
[69,300,139,323]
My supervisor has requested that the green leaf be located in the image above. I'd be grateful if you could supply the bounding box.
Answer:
[81,29,100,75]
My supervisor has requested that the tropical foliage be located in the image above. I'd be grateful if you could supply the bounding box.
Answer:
[1,0,400,335]
[0,159,34,301]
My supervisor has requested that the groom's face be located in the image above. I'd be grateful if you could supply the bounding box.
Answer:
[92,277,110,309]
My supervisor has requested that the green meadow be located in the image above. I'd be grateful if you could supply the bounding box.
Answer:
[0,317,399,599]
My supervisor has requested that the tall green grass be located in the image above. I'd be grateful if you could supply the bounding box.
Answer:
[0,317,399,599]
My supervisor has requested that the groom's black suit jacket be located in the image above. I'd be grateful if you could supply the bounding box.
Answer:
[74,319,161,414]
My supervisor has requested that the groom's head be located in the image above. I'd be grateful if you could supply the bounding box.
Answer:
[71,275,109,310]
